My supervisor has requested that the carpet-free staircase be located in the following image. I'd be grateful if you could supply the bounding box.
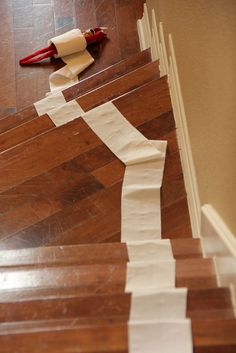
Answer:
[0,48,235,353]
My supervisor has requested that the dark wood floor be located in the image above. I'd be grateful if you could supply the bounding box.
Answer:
[0,0,193,250]
[1,3,236,352]
[0,75,193,249]
[0,0,144,117]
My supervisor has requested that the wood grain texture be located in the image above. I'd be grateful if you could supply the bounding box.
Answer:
[0,60,159,152]
[0,258,216,294]
[63,49,152,101]
[77,61,160,112]
[0,287,233,323]
[0,116,54,152]
[0,319,235,353]
[192,319,236,353]
[0,323,128,353]
[0,238,202,268]
[0,75,191,249]
[0,0,145,116]
[0,49,151,136]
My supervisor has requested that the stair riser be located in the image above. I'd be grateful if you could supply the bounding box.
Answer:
[0,288,234,322]
[0,259,217,296]
[0,321,235,353]
[0,239,202,268]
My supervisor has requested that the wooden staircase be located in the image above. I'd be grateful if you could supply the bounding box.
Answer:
[0,47,235,353]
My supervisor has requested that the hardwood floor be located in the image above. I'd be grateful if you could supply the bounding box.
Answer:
[0,60,159,151]
[1,2,235,352]
[0,0,144,115]
[0,77,191,249]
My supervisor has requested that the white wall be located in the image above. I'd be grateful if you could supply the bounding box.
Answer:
[146,0,236,236]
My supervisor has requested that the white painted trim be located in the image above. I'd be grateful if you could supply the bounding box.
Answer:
[136,7,201,238]
[230,284,236,317]
[201,204,236,257]
[150,34,158,61]
[159,22,169,76]
[151,9,160,60]
[168,34,201,238]
[137,19,146,51]
[143,4,152,48]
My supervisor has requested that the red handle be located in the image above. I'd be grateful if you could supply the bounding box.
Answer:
[19,43,57,65]
[19,28,107,65]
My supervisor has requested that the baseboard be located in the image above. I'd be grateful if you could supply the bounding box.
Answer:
[137,6,201,238]
[201,204,236,257]
[137,4,151,51]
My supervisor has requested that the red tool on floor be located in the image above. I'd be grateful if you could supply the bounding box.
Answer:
[19,27,107,65]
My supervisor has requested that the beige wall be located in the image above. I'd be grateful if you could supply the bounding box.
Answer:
[146,0,236,236]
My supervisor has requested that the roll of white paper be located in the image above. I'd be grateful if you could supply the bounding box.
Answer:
[49,50,94,92]
[47,29,94,92]
[50,29,87,58]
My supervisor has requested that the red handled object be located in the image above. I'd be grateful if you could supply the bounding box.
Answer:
[19,27,107,65]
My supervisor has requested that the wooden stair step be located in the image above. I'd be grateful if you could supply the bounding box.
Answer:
[0,114,177,219]
[192,319,236,353]
[0,238,202,268]
[0,76,171,193]
[63,49,152,101]
[0,317,127,334]
[0,287,233,323]
[0,319,236,353]
[187,287,235,319]
[0,155,190,250]
[76,60,159,111]
[0,76,190,250]
[0,49,151,135]
[0,258,217,296]
[0,323,129,353]
[0,60,160,153]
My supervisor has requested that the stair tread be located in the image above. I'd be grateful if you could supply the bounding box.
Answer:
[0,323,128,353]
[0,288,234,323]
[0,49,151,135]
[0,60,160,153]
[76,60,160,111]
[0,181,191,250]
[0,238,202,268]
[0,77,189,250]
[0,77,171,192]
[0,258,217,294]
[192,319,236,351]
[0,319,236,353]
[63,49,152,101]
